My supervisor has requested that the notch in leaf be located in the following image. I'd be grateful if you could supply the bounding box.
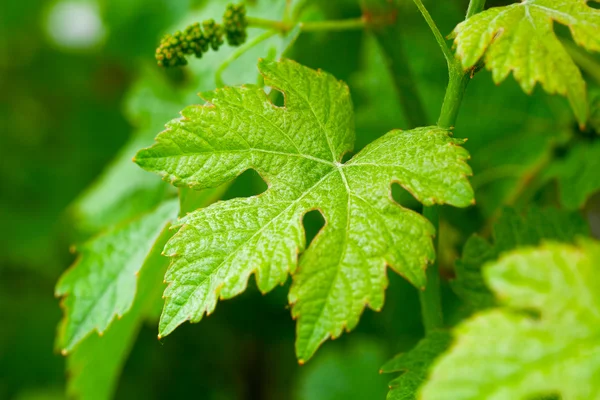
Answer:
[134,58,474,362]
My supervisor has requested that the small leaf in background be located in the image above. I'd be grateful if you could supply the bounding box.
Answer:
[56,199,178,353]
[135,58,474,362]
[453,0,600,125]
[422,239,600,400]
[453,207,589,311]
[381,331,451,400]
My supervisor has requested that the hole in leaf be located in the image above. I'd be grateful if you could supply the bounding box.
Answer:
[391,183,420,211]
[341,151,353,164]
[267,87,285,107]
[303,209,325,248]
[222,169,268,200]
[589,1,600,9]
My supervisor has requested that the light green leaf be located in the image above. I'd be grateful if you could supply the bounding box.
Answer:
[135,59,474,362]
[56,199,178,353]
[381,331,451,400]
[547,140,600,209]
[453,207,589,310]
[65,225,171,400]
[421,239,600,400]
[453,0,600,125]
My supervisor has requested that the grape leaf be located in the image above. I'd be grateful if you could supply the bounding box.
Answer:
[547,140,600,209]
[381,331,451,400]
[56,199,178,353]
[135,59,474,362]
[453,207,589,310]
[452,0,600,125]
[421,239,600,400]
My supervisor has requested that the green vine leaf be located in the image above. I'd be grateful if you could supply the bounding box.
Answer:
[452,0,600,125]
[381,331,451,400]
[421,239,600,400]
[453,207,589,311]
[135,59,474,362]
[56,199,178,353]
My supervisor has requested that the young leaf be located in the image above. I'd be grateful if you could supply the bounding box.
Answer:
[421,239,600,400]
[381,331,451,400]
[56,199,178,353]
[453,207,589,310]
[452,0,600,125]
[135,59,474,362]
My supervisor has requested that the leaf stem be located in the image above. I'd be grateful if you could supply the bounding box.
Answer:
[216,30,277,87]
[246,16,365,34]
[411,0,454,67]
[437,66,470,129]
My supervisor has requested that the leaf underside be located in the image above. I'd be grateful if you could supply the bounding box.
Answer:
[453,0,600,125]
[421,239,600,400]
[135,58,474,362]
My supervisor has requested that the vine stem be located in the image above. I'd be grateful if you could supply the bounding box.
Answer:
[411,0,454,66]
[246,16,365,34]
[417,0,487,334]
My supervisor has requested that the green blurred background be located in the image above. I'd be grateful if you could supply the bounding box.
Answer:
[1,0,598,398]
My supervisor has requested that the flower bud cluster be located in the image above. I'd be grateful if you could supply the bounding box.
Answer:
[156,3,247,67]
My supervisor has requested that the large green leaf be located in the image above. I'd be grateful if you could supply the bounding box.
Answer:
[135,59,474,362]
[421,239,600,399]
[453,207,589,310]
[453,0,600,125]
[56,199,178,353]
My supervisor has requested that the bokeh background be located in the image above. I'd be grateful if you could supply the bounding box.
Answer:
[1,0,598,399]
